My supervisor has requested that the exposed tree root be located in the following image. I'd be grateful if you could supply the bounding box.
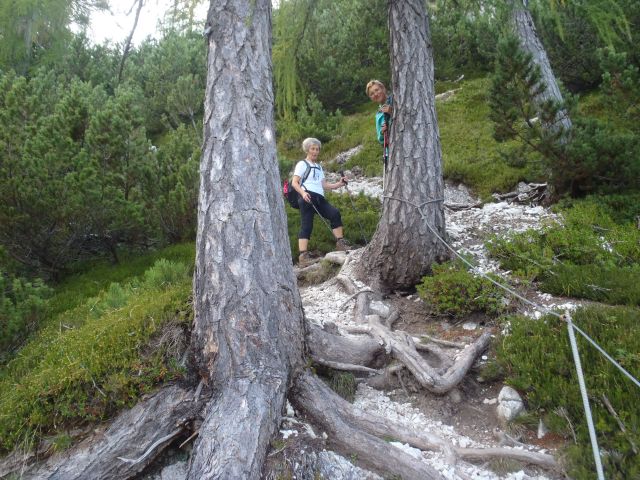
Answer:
[456,447,558,469]
[291,371,559,480]
[445,201,483,211]
[329,272,492,394]
[291,371,445,480]
[8,385,205,479]
[418,334,466,349]
[307,322,385,368]
[291,260,560,475]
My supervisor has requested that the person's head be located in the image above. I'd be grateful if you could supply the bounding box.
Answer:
[302,137,321,156]
[366,80,387,104]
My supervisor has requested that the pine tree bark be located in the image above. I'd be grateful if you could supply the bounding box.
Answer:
[511,0,572,133]
[188,0,305,477]
[356,0,448,292]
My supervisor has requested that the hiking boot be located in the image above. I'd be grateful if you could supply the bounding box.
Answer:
[298,251,314,266]
[335,238,352,252]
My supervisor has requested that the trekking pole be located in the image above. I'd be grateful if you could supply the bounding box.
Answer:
[339,170,368,245]
[382,129,389,190]
[307,196,337,239]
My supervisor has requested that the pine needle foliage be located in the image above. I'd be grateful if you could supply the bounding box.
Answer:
[529,0,632,48]
[0,0,108,72]
[0,272,52,365]
[496,305,640,479]
[272,0,315,118]
[488,34,568,172]
[489,34,640,197]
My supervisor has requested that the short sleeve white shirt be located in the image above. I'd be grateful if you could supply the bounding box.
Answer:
[294,160,324,196]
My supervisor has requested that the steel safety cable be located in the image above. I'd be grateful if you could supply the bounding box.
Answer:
[385,195,640,389]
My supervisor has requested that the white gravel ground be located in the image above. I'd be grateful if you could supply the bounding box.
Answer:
[295,174,567,479]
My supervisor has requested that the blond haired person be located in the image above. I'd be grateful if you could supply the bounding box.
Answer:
[365,80,393,145]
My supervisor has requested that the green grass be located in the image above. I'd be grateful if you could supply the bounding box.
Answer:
[316,368,357,402]
[436,77,528,200]
[496,306,640,479]
[0,251,194,454]
[577,90,636,132]
[278,104,385,178]
[46,243,195,321]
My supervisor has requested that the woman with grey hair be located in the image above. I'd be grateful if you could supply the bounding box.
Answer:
[291,137,350,265]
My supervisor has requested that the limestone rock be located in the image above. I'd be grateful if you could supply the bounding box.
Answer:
[497,386,525,422]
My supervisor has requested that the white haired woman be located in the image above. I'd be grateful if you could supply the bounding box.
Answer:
[291,137,350,264]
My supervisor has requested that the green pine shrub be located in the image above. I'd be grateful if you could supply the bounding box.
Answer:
[577,193,640,225]
[598,47,639,130]
[0,272,52,364]
[557,117,640,196]
[276,94,343,151]
[431,3,497,80]
[496,306,640,479]
[487,202,640,305]
[151,125,200,243]
[540,264,640,306]
[489,35,640,199]
[531,3,604,92]
[416,261,510,318]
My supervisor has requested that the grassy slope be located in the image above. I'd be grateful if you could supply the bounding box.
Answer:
[0,245,195,454]
[436,78,527,200]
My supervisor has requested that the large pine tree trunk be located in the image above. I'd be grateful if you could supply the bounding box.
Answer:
[356,0,448,292]
[188,0,305,477]
[511,0,572,133]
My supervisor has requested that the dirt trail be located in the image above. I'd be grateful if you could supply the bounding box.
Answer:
[285,174,569,479]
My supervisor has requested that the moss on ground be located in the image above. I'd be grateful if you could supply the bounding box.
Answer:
[0,254,194,454]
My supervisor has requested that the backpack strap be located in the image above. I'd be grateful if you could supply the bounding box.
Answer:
[299,160,312,191]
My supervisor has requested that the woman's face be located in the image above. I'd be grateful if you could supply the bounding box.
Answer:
[368,83,386,104]
[307,144,320,161]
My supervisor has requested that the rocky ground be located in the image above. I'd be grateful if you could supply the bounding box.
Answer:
[143,172,576,480]
[272,173,574,480]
